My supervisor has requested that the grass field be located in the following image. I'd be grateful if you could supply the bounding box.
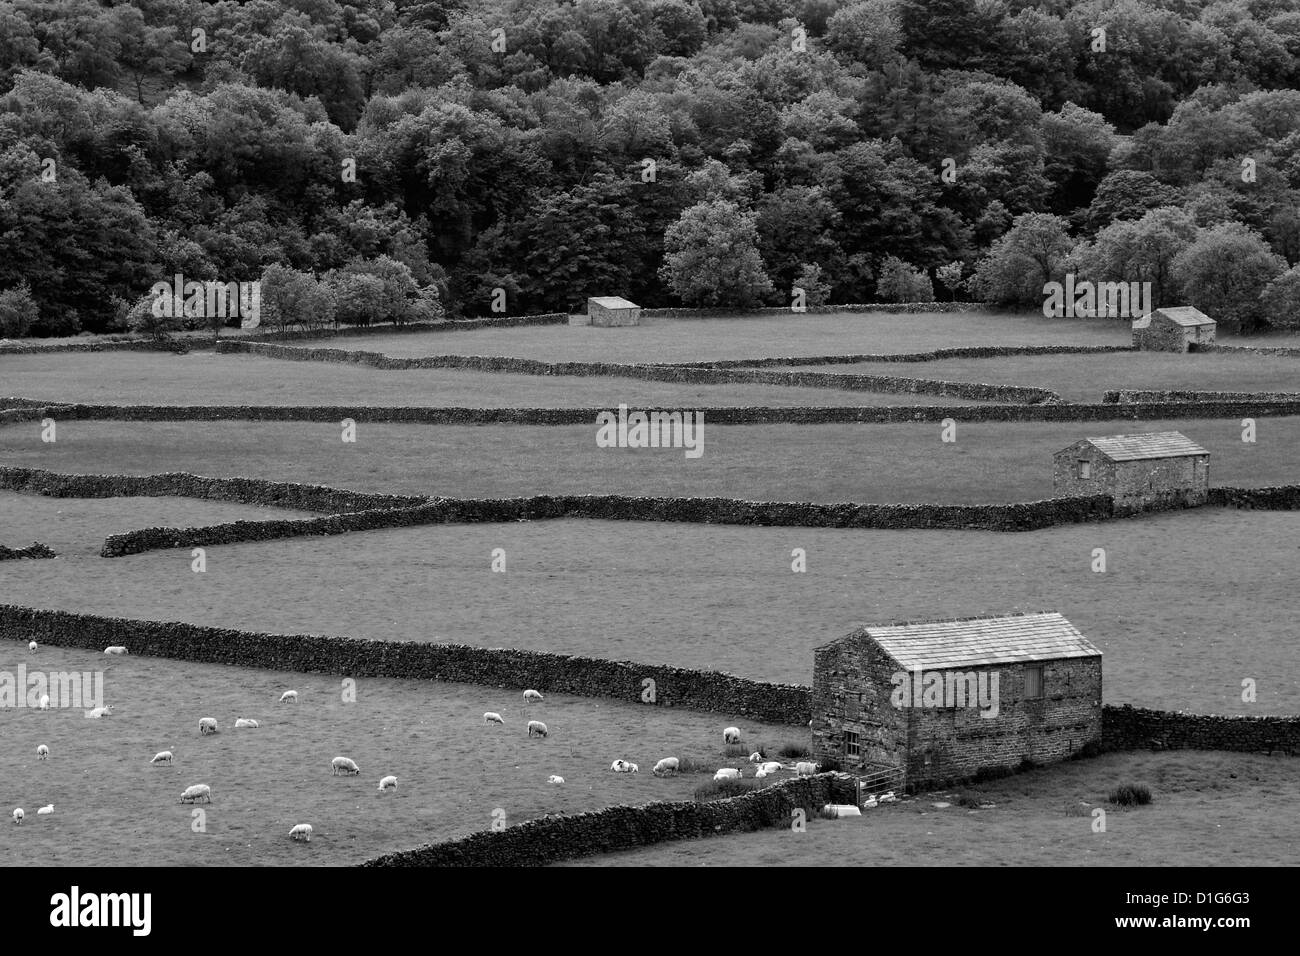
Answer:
[2,508,1295,715]
[291,312,1131,363]
[0,641,803,866]
[0,351,977,409]
[778,351,1300,403]
[1,416,1293,503]
[558,750,1300,866]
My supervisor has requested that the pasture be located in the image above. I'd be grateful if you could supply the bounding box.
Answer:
[0,642,802,866]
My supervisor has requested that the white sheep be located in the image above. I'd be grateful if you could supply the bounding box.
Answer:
[795,761,818,776]
[652,757,680,776]
[37,694,49,711]
[759,761,782,775]
[85,705,113,719]
[279,690,298,703]
[12,808,23,825]
[822,804,862,818]
[103,646,128,655]
[289,823,313,843]
[878,790,898,804]
[610,759,638,773]
[755,766,772,779]
[234,718,259,729]
[150,751,173,765]
[862,795,878,809]
[28,640,36,651]
[747,751,763,762]
[378,775,397,791]
[179,784,211,804]
[331,756,360,776]
[37,804,53,815]
[483,712,505,725]
[198,717,218,735]
[526,720,548,738]
[713,767,742,781]
[36,744,48,760]
[547,775,564,784]
[523,689,543,702]
[723,727,742,745]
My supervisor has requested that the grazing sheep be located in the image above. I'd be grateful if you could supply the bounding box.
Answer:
[37,694,49,711]
[85,705,112,719]
[36,744,48,760]
[278,690,298,703]
[713,768,742,781]
[547,775,564,784]
[795,761,818,776]
[289,823,313,843]
[179,784,211,804]
[28,641,36,651]
[234,718,259,729]
[150,751,173,765]
[103,646,128,655]
[526,720,548,738]
[652,757,680,776]
[198,717,218,735]
[878,790,898,804]
[523,689,543,702]
[483,712,505,725]
[37,804,53,815]
[12,808,23,825]
[330,756,360,776]
[378,775,397,791]
[723,727,742,745]
[610,760,638,773]
[759,761,782,775]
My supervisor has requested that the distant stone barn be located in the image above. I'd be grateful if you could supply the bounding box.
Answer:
[1132,306,1216,352]
[1053,431,1209,512]
[811,612,1103,787]
[587,296,641,327]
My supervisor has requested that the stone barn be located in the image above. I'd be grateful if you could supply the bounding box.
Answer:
[1132,306,1216,352]
[1053,431,1209,512]
[587,296,641,327]
[811,612,1103,787]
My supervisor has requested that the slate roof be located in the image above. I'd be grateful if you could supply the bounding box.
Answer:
[842,612,1101,670]
[1082,431,1208,461]
[588,296,639,310]
[1132,306,1214,329]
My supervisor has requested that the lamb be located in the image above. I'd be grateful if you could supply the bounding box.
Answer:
[755,766,772,779]
[758,761,782,775]
[723,727,742,745]
[289,823,313,843]
[748,751,763,763]
[12,808,22,825]
[179,784,211,804]
[878,790,898,804]
[610,759,638,773]
[103,646,128,655]
[234,718,259,729]
[198,717,218,735]
[713,767,742,781]
[36,744,48,760]
[37,804,53,815]
[862,795,878,809]
[378,775,397,791]
[278,690,298,703]
[330,756,360,776]
[37,694,49,711]
[795,761,818,776]
[483,712,505,725]
[150,751,173,765]
[85,705,112,719]
[523,689,544,701]
[28,641,36,651]
[652,757,680,776]
[547,775,564,784]
[526,720,548,738]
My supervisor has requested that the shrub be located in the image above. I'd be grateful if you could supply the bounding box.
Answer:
[875,255,934,302]
[777,742,811,759]
[0,283,39,337]
[954,793,982,809]
[723,743,749,758]
[1108,783,1152,806]
[1017,756,1039,773]
[693,778,759,802]
[676,756,706,774]
[1062,801,1093,817]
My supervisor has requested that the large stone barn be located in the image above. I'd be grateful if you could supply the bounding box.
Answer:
[1131,306,1216,351]
[811,612,1103,787]
[587,296,641,327]
[1053,431,1210,512]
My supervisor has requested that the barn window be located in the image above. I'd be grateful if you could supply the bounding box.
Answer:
[844,731,860,756]
[1025,666,1044,699]
[1077,460,1092,479]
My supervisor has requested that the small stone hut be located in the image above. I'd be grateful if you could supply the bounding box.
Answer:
[1132,306,1216,352]
[587,296,641,327]
[1053,431,1209,511]
[811,612,1103,787]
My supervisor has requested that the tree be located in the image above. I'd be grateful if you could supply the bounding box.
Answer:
[259,264,336,334]
[659,199,776,307]
[1071,207,1197,308]
[969,212,1072,306]
[875,255,933,301]
[936,260,964,300]
[825,0,903,65]
[794,262,831,307]
[1171,222,1286,331]
[0,283,39,337]
[650,0,707,56]
[1085,170,1182,231]
[1260,264,1300,330]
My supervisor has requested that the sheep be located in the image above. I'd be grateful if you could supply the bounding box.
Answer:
[103,646,128,655]
[523,689,544,702]
[795,761,818,776]
[652,757,680,776]
[526,720,548,738]
[234,718,259,729]
[878,790,898,804]
[483,712,505,725]
[37,804,53,815]
[713,767,742,781]
[862,795,878,809]
[179,784,211,804]
[755,766,772,779]
[723,727,742,745]
[12,808,23,825]
[759,761,783,775]
[547,775,564,784]
[36,744,48,760]
[85,705,112,719]
[150,751,173,765]
[610,760,638,773]
[747,751,763,763]
[378,775,397,791]
[330,756,360,776]
[278,690,298,703]
[28,641,36,652]
[289,823,313,843]
[198,717,218,735]
[37,694,49,711]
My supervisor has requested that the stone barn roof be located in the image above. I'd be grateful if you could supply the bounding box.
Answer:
[1074,431,1209,461]
[1132,306,1214,330]
[588,296,639,310]
[824,611,1101,670]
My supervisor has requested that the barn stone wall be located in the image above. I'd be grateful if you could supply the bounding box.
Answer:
[1053,447,1209,511]
[811,638,909,771]
[1133,319,1214,352]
